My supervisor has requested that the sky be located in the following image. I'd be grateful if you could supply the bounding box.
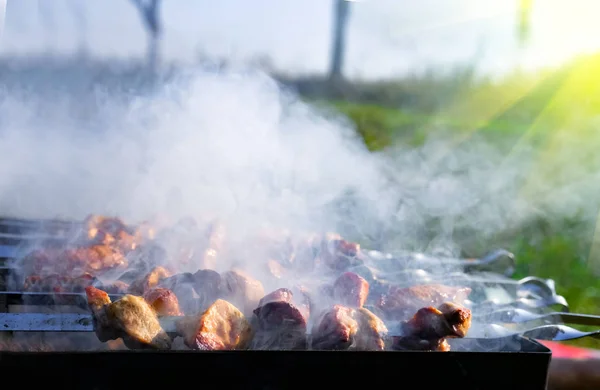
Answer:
[1,0,600,78]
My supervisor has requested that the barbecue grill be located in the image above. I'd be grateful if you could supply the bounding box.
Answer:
[0,217,597,390]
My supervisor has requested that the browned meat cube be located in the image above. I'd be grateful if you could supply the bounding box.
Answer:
[333,272,369,308]
[376,284,472,321]
[193,269,223,310]
[354,308,388,351]
[391,302,472,352]
[128,266,172,295]
[85,286,113,342]
[401,306,453,339]
[438,302,472,338]
[143,287,183,316]
[158,272,199,314]
[320,235,362,271]
[311,305,358,350]
[265,259,286,280]
[85,286,172,350]
[176,299,253,350]
[251,288,308,350]
[221,269,265,317]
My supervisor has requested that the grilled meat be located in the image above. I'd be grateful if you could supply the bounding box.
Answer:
[320,234,362,271]
[311,305,358,350]
[158,272,199,314]
[333,271,369,308]
[222,269,265,317]
[85,286,172,350]
[311,304,388,351]
[20,245,127,277]
[143,287,182,316]
[85,285,113,342]
[23,273,96,293]
[176,299,253,350]
[391,302,472,351]
[377,284,472,321]
[84,214,138,253]
[354,308,388,351]
[251,288,308,350]
[192,269,223,310]
[128,266,172,295]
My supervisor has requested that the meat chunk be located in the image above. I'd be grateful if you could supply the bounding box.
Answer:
[311,305,358,350]
[333,272,369,308]
[354,308,388,351]
[176,299,253,350]
[158,272,199,314]
[21,245,128,277]
[311,305,388,351]
[143,288,182,316]
[85,286,113,342]
[320,235,363,271]
[193,269,223,310]
[128,266,172,295]
[251,288,308,350]
[85,286,172,350]
[438,302,472,338]
[221,269,265,317]
[84,214,138,253]
[377,284,472,321]
[391,302,472,352]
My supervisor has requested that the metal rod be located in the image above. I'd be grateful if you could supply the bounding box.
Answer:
[0,313,178,333]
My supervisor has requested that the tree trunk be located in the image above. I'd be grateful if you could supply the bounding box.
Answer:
[517,0,533,46]
[130,0,162,68]
[69,0,88,56]
[0,0,6,44]
[329,0,350,80]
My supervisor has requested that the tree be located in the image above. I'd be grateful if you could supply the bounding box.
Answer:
[0,0,6,44]
[517,0,533,47]
[68,0,88,55]
[329,0,351,80]
[129,0,162,67]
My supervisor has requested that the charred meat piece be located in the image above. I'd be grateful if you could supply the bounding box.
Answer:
[311,305,358,350]
[221,269,265,317]
[377,284,472,321]
[438,302,472,338]
[265,259,286,280]
[85,286,114,342]
[84,214,138,252]
[311,305,388,351]
[354,308,388,351]
[320,235,362,271]
[21,245,127,277]
[251,288,308,350]
[176,299,253,350]
[143,287,183,316]
[392,302,472,352]
[333,272,369,308]
[401,302,472,339]
[193,269,223,310]
[85,286,172,350]
[128,266,172,295]
[158,273,199,314]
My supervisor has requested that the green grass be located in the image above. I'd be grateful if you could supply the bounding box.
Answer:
[302,53,600,348]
